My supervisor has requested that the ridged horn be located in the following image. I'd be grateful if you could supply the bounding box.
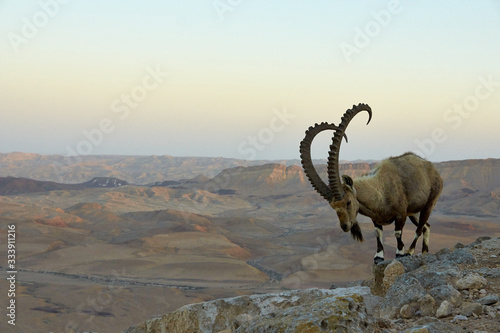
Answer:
[300,122,348,202]
[327,103,372,202]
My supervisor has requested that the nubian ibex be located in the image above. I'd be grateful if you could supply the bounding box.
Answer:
[300,104,443,263]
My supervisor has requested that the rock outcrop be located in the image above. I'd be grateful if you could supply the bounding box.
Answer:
[123,287,383,333]
[124,237,500,333]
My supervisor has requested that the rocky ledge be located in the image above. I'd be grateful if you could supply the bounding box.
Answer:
[123,237,500,333]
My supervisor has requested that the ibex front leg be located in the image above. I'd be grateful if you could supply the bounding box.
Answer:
[373,222,384,264]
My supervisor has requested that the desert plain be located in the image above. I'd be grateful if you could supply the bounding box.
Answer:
[0,153,499,333]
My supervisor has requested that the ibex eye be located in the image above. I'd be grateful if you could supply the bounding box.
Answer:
[347,200,351,206]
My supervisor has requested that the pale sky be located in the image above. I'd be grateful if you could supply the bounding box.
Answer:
[1,1,499,162]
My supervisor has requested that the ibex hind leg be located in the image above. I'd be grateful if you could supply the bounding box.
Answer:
[422,223,430,254]
[408,208,432,255]
[373,223,385,264]
[409,215,418,227]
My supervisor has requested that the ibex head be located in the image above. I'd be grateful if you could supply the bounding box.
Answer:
[328,104,371,242]
[299,103,371,243]
[330,175,363,241]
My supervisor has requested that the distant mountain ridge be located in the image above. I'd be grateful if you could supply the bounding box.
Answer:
[0,152,303,184]
[0,176,74,195]
[0,176,127,195]
[1,155,499,218]
[0,152,364,184]
[82,177,128,188]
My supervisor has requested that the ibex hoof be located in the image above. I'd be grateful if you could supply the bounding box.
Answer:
[395,253,410,259]
[374,257,385,264]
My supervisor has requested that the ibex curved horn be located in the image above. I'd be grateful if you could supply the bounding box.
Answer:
[299,122,348,202]
[327,103,372,201]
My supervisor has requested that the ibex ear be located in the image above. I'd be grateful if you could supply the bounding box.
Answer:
[341,175,355,193]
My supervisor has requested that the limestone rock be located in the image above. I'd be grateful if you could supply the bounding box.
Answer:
[460,302,483,317]
[475,237,500,251]
[410,262,462,289]
[401,321,463,333]
[485,305,500,319]
[123,287,377,333]
[474,267,500,278]
[383,260,406,291]
[370,259,392,297]
[380,275,435,318]
[428,284,461,305]
[451,314,468,322]
[402,325,429,332]
[436,300,453,318]
[400,304,415,319]
[477,294,500,305]
[397,254,424,272]
[455,273,488,290]
[419,294,437,317]
[446,247,477,265]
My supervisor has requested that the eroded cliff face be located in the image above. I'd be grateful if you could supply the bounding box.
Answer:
[436,158,500,191]
[202,162,374,197]
[2,154,500,219]
[124,237,500,333]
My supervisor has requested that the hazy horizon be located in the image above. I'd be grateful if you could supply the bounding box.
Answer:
[2,151,500,165]
[1,1,499,163]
